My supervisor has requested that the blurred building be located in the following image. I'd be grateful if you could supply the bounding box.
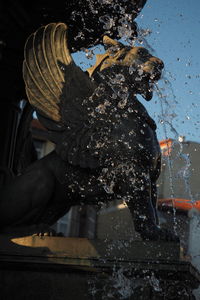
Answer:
[158,138,200,202]
[157,138,200,299]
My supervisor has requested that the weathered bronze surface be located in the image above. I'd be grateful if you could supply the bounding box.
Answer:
[0,22,179,241]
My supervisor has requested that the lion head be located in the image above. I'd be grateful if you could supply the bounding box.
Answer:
[87,36,164,101]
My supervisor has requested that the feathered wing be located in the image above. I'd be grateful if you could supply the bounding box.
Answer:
[23,22,100,167]
[23,23,67,122]
[23,22,95,123]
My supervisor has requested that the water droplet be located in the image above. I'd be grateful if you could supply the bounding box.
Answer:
[128,107,133,113]
[140,129,145,135]
[99,15,115,30]
[118,99,127,109]
[138,143,144,149]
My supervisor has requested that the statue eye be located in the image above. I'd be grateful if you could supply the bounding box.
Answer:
[137,48,150,57]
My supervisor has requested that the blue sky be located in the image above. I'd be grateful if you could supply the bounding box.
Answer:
[73,0,200,143]
[136,0,200,143]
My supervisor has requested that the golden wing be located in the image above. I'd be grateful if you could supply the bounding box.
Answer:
[22,22,100,167]
[23,22,94,124]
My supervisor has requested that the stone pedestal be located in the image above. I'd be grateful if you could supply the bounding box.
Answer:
[0,235,199,299]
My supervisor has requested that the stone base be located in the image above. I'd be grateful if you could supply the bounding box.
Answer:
[0,236,199,299]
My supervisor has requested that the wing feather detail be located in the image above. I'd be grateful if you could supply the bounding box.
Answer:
[23,23,74,122]
[23,22,100,168]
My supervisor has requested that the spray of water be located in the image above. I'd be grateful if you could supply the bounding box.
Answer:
[135,29,180,233]
[69,3,196,296]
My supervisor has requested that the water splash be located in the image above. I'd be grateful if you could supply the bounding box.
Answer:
[176,140,194,203]
[129,29,186,228]
[88,264,163,299]
[154,83,178,234]
[155,77,195,204]
[112,267,134,299]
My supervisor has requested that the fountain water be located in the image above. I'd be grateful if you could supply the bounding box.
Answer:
[78,2,200,298]
[0,1,200,299]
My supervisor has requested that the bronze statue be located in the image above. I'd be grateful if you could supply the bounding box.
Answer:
[0,23,178,241]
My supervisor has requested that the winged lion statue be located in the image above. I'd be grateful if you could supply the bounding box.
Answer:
[0,23,178,241]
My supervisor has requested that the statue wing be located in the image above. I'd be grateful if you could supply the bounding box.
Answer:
[23,23,99,167]
[23,22,96,132]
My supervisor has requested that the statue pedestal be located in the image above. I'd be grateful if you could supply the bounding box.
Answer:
[0,235,199,299]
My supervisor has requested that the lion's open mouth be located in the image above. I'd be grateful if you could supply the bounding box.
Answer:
[139,69,162,101]
[136,77,154,101]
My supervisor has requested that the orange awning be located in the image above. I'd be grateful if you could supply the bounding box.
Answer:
[158,198,200,212]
